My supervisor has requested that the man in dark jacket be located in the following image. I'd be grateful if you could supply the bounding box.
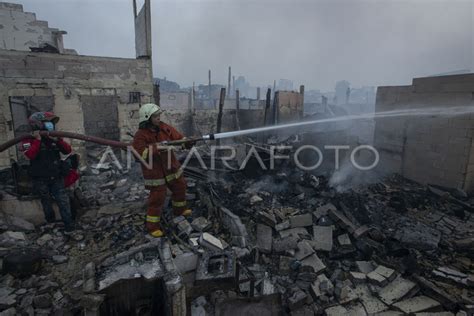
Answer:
[20,112,74,231]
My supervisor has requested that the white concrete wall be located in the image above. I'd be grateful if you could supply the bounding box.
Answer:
[0,2,67,52]
[374,74,474,192]
[160,92,190,110]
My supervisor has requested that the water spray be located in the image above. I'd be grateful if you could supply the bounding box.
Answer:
[1,105,474,152]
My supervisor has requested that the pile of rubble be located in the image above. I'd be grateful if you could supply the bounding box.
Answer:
[0,154,473,315]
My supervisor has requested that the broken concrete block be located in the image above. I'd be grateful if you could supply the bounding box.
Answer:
[189,238,199,247]
[311,225,333,252]
[37,234,53,246]
[367,270,388,287]
[257,211,277,227]
[378,276,418,305]
[356,261,375,274]
[288,290,307,310]
[313,203,337,220]
[177,220,193,236]
[279,227,309,239]
[394,221,440,251]
[310,273,334,298]
[191,217,210,232]
[318,274,334,294]
[295,241,315,261]
[337,234,352,247]
[301,254,326,274]
[290,214,313,228]
[250,195,263,204]
[346,303,368,316]
[392,296,441,314]
[325,305,348,316]
[373,265,396,281]
[261,277,275,295]
[199,233,224,252]
[275,220,290,231]
[353,225,370,239]
[354,284,388,314]
[350,271,367,284]
[219,207,248,246]
[256,224,272,253]
[173,252,198,274]
[336,284,358,304]
[273,236,298,253]
[328,209,357,233]
[437,266,468,278]
[172,216,186,225]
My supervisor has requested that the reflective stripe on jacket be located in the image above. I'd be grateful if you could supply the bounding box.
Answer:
[132,122,184,187]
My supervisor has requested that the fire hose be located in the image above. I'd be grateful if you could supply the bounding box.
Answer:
[0,131,213,153]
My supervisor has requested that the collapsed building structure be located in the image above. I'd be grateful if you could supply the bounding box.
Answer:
[0,1,473,316]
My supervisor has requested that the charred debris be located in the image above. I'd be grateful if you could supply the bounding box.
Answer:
[0,141,473,316]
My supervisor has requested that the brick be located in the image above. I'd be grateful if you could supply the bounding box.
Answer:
[295,240,314,261]
[313,203,336,219]
[328,209,357,233]
[392,296,441,314]
[311,225,333,252]
[275,220,290,231]
[349,271,367,284]
[337,234,352,247]
[290,213,313,228]
[378,276,418,305]
[373,265,396,281]
[199,233,224,252]
[325,305,348,316]
[279,227,309,239]
[356,261,375,274]
[354,284,389,314]
[310,274,333,298]
[367,270,388,287]
[173,252,198,274]
[301,254,326,274]
[256,224,272,254]
[273,236,298,253]
[288,290,307,311]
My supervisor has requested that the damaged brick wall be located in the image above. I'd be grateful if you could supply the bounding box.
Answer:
[277,91,304,123]
[374,74,474,192]
[160,109,264,137]
[0,50,154,168]
[0,2,70,53]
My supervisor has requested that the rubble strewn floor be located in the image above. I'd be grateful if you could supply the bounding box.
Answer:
[0,152,473,315]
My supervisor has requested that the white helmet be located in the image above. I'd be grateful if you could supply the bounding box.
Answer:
[139,103,163,124]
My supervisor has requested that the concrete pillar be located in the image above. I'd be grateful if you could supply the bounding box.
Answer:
[232,76,235,97]
[227,66,231,98]
[299,85,305,119]
[208,69,211,102]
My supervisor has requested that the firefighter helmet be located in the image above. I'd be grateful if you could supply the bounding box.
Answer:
[28,112,59,130]
[139,103,163,124]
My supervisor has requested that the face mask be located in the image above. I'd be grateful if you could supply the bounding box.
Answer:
[44,122,55,131]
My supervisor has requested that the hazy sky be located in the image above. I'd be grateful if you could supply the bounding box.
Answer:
[10,0,474,91]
